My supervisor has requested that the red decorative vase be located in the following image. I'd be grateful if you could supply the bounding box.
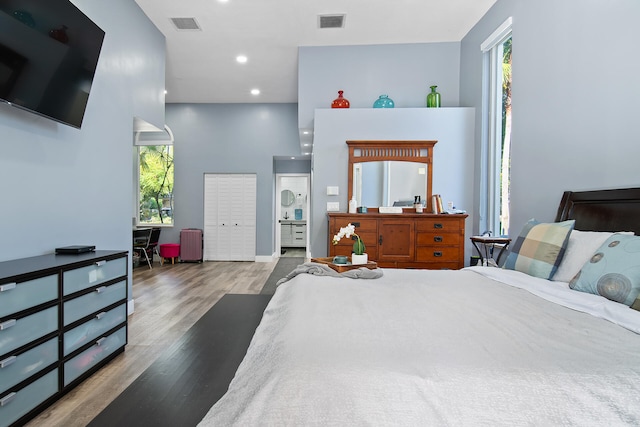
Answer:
[331,90,350,108]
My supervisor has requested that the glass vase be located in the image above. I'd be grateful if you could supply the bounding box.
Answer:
[426,85,441,108]
[331,90,350,108]
[373,95,394,108]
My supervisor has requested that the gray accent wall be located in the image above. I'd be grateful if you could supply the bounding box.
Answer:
[460,0,640,236]
[0,0,165,307]
[163,103,300,257]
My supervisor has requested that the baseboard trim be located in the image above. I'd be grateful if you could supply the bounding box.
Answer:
[255,255,274,263]
[127,299,135,315]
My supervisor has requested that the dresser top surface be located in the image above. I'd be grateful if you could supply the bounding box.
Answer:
[0,250,127,281]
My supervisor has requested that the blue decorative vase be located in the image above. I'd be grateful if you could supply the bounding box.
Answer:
[373,95,394,108]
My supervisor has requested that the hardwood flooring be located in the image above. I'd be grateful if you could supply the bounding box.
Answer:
[24,259,277,427]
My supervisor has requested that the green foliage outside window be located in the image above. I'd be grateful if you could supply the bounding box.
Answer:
[139,145,174,225]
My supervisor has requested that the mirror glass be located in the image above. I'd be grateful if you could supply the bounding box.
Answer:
[281,189,296,206]
[353,161,427,207]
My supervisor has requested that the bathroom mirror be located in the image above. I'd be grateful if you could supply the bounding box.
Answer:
[281,189,296,206]
[347,140,436,210]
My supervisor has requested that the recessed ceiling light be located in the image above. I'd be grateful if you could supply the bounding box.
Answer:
[290,157,295,160]
[303,143,310,147]
[164,90,167,94]
[236,55,247,64]
[303,131,309,134]
[250,89,260,95]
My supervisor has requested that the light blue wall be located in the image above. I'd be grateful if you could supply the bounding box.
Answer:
[0,0,165,302]
[298,43,461,129]
[461,0,640,236]
[163,103,300,257]
[0,0,164,259]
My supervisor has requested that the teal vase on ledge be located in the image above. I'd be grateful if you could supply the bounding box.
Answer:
[426,85,441,108]
[373,95,395,108]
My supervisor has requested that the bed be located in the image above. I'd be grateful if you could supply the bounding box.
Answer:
[198,187,640,426]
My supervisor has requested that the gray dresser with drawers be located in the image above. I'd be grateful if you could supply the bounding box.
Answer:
[0,250,128,427]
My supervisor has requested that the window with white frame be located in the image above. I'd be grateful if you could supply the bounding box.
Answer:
[135,126,174,226]
[481,18,512,237]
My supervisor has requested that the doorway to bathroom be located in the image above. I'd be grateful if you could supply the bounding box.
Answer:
[276,174,310,259]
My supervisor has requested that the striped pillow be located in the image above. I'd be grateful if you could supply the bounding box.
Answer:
[504,219,575,279]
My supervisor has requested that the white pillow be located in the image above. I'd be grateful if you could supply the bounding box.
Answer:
[552,230,634,282]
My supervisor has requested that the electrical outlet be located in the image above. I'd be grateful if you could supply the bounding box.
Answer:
[326,202,340,212]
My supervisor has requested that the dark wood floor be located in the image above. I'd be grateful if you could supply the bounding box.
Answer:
[24,259,277,427]
[88,293,272,427]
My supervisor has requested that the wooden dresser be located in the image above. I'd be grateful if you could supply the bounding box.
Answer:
[328,213,467,269]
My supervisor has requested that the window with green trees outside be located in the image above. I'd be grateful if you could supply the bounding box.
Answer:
[139,145,174,225]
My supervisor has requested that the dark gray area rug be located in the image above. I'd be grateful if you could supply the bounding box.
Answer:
[260,257,304,295]
[88,294,272,427]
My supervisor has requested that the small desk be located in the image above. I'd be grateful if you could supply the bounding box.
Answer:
[470,236,511,266]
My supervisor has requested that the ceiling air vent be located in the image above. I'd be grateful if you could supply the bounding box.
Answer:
[170,17,201,31]
[318,14,345,29]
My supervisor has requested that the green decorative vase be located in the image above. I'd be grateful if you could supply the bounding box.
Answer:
[426,85,441,108]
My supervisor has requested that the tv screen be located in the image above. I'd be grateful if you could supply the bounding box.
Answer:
[0,0,104,128]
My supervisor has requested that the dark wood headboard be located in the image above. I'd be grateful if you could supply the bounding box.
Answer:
[555,187,640,235]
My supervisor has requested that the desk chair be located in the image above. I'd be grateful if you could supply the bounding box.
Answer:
[133,228,152,269]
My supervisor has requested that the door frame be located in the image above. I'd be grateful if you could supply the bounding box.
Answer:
[275,173,311,259]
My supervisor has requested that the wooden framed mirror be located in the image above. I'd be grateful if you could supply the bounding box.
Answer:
[347,140,437,212]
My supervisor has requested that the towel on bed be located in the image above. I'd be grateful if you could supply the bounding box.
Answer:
[276,262,383,286]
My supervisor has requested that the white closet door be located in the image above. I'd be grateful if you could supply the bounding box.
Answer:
[204,173,256,261]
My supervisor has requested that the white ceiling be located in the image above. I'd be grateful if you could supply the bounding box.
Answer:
[134,0,496,104]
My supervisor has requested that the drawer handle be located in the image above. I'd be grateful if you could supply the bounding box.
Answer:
[95,286,107,294]
[95,260,107,267]
[0,392,17,407]
[96,312,107,320]
[96,337,107,346]
[0,319,16,331]
[0,356,17,369]
[433,251,443,257]
[434,236,443,242]
[433,223,443,229]
[0,283,16,292]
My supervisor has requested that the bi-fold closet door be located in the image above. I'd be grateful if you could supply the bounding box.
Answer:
[203,173,256,261]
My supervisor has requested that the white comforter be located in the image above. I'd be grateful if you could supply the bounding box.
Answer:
[199,268,640,426]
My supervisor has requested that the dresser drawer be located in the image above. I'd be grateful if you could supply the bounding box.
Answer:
[63,257,126,296]
[0,368,58,427]
[64,303,127,356]
[63,280,126,326]
[64,326,126,386]
[416,218,463,233]
[0,306,58,356]
[416,232,463,246]
[336,218,377,232]
[0,275,58,318]
[0,338,57,394]
[416,246,461,262]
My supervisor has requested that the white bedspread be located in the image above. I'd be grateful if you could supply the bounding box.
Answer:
[198,268,640,426]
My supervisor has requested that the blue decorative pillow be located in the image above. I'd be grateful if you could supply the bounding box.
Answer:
[503,219,575,280]
[570,234,640,310]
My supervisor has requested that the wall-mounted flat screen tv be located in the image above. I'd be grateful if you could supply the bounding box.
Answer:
[0,0,105,128]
